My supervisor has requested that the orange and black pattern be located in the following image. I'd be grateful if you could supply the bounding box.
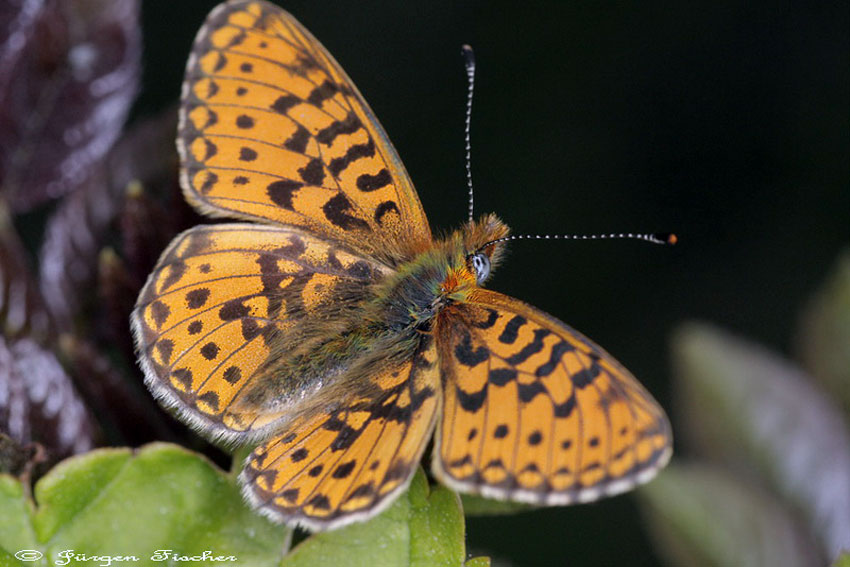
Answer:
[133,0,672,531]
[434,291,670,504]
[241,335,440,528]
[134,223,390,443]
[179,0,431,262]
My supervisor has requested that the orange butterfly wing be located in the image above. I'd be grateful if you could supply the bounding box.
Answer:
[131,223,392,444]
[179,0,432,262]
[433,289,672,503]
[240,335,440,530]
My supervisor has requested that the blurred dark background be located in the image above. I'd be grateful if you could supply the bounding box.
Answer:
[132,2,849,565]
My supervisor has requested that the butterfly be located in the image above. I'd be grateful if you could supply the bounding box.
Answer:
[131,0,672,531]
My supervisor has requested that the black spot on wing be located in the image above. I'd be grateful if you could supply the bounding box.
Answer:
[155,339,174,364]
[200,342,219,360]
[322,193,370,231]
[306,79,339,106]
[374,201,400,225]
[241,319,262,341]
[219,299,249,321]
[316,112,360,146]
[204,80,219,99]
[324,415,362,451]
[505,329,550,365]
[473,309,499,329]
[554,395,576,418]
[197,391,220,411]
[356,169,391,192]
[306,494,331,511]
[298,157,325,186]
[281,488,299,503]
[383,460,409,483]
[276,235,307,259]
[201,139,217,160]
[185,288,210,309]
[150,301,170,328]
[271,94,300,114]
[160,261,187,291]
[488,368,516,386]
[454,332,489,367]
[236,114,254,129]
[171,368,192,389]
[572,362,602,388]
[224,29,246,48]
[535,340,573,377]
[448,454,472,469]
[328,139,375,177]
[199,171,218,194]
[239,147,257,161]
[212,53,227,72]
[345,482,375,501]
[332,460,356,479]
[223,366,241,384]
[518,381,547,403]
[499,315,527,344]
[284,124,310,153]
[456,385,486,412]
[266,179,302,209]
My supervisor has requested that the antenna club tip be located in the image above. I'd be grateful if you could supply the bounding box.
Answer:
[658,232,677,245]
[461,45,475,65]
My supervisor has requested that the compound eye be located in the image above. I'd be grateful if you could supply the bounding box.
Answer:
[470,252,491,283]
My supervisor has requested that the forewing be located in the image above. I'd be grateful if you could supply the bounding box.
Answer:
[131,223,390,444]
[240,336,440,530]
[179,0,432,261]
[433,289,671,504]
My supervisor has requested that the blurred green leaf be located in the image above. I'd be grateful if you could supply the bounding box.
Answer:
[833,552,850,567]
[797,249,850,416]
[282,468,465,567]
[0,474,37,560]
[640,464,821,567]
[0,443,289,566]
[464,557,491,567]
[673,323,850,559]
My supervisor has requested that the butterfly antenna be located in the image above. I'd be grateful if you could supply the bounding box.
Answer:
[476,232,678,254]
[462,45,476,223]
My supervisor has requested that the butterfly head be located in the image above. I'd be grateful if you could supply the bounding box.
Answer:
[460,213,510,285]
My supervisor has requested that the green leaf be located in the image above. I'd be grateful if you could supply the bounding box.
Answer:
[640,464,821,567]
[282,468,465,567]
[832,551,850,567]
[796,249,850,416]
[0,475,37,563]
[672,323,850,559]
[464,557,491,567]
[0,443,289,566]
